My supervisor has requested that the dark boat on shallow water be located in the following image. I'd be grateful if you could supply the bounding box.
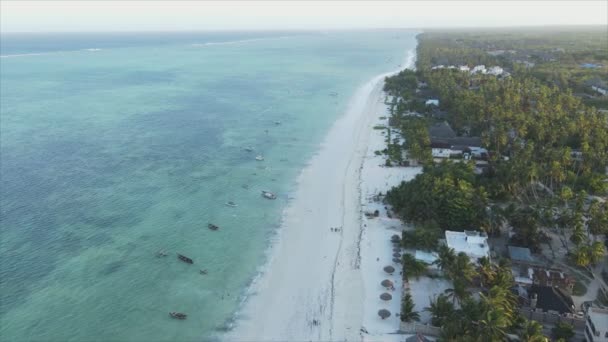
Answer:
[208,223,219,231]
[177,254,193,264]
[169,312,187,320]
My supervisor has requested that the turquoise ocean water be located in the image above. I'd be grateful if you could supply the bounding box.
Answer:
[0,31,417,341]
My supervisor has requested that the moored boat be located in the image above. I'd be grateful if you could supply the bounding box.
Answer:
[261,190,277,200]
[177,254,193,264]
[208,223,219,231]
[255,155,264,161]
[169,312,187,320]
[225,201,237,207]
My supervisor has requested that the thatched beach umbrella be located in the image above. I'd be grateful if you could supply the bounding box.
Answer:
[380,293,392,301]
[378,309,391,319]
[392,247,401,253]
[381,279,393,288]
[390,235,401,243]
[392,252,401,258]
[383,265,395,274]
[392,257,401,263]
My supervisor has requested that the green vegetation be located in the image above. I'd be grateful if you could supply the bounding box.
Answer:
[401,253,427,280]
[400,293,420,323]
[551,322,575,341]
[387,162,488,230]
[571,279,587,296]
[384,27,607,340]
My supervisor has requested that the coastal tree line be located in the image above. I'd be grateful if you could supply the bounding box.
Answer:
[382,30,608,341]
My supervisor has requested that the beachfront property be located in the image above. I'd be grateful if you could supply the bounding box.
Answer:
[458,65,470,72]
[585,306,608,342]
[444,230,490,262]
[428,122,486,160]
[525,284,576,314]
[486,66,504,76]
[425,99,439,106]
[471,65,486,74]
[592,85,608,96]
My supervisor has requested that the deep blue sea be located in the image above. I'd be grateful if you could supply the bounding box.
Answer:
[0,30,417,341]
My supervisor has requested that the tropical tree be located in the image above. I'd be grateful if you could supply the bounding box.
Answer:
[590,241,606,265]
[434,245,456,276]
[520,320,549,342]
[571,245,591,268]
[453,252,476,283]
[477,308,509,341]
[444,278,470,305]
[402,253,427,279]
[477,256,496,288]
[400,293,420,322]
[551,322,574,341]
[425,293,455,327]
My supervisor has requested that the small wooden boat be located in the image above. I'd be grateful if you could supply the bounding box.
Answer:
[261,190,277,200]
[274,121,281,125]
[177,254,193,264]
[225,201,237,207]
[255,155,264,161]
[244,146,254,152]
[200,269,208,275]
[156,249,168,257]
[208,223,219,231]
[169,312,187,320]
[241,184,249,189]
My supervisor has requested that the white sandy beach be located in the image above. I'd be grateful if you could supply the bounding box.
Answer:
[227,51,421,341]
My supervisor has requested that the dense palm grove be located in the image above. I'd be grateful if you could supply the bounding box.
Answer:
[384,30,608,341]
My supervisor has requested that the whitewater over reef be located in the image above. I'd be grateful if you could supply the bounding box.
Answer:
[0,30,417,341]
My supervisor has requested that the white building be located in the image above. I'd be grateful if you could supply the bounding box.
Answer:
[459,65,470,72]
[592,86,608,96]
[425,99,439,106]
[471,65,487,74]
[585,306,608,342]
[431,147,452,158]
[487,66,504,76]
[431,65,445,70]
[445,230,490,262]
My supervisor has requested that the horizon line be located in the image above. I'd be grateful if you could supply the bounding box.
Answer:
[2,24,607,34]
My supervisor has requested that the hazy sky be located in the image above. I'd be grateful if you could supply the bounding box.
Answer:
[1,1,607,33]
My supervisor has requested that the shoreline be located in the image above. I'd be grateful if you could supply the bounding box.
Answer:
[225,50,417,341]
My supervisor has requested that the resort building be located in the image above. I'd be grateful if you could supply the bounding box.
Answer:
[592,85,608,96]
[585,305,608,342]
[444,230,490,262]
[487,66,504,76]
[526,285,575,314]
[425,99,439,106]
[471,65,486,74]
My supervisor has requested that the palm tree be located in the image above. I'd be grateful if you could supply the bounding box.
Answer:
[434,245,456,278]
[477,308,509,341]
[520,320,549,342]
[551,322,574,341]
[453,252,476,283]
[589,241,606,265]
[479,286,517,327]
[425,293,455,327]
[477,256,495,288]
[400,293,420,322]
[445,278,470,305]
[402,253,427,279]
[572,245,591,268]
